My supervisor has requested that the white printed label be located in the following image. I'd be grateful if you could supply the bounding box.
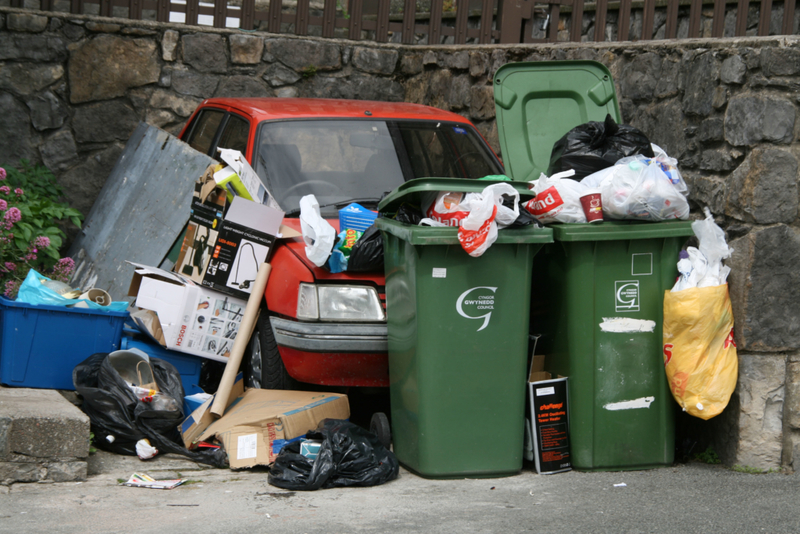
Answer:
[604,396,655,411]
[536,387,556,396]
[432,268,447,278]
[456,286,497,332]
[615,280,640,312]
[237,434,258,460]
[599,317,656,333]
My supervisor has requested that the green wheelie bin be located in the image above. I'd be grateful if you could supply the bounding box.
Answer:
[530,222,694,470]
[376,178,553,479]
[492,60,694,470]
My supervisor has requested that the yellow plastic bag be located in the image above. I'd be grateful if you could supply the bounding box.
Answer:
[662,284,738,420]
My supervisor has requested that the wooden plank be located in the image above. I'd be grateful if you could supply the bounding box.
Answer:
[186,0,200,25]
[99,0,112,17]
[349,0,364,40]
[213,0,227,28]
[497,0,525,43]
[454,0,470,44]
[783,0,795,34]
[757,0,772,34]
[402,0,417,44]
[642,0,655,39]
[735,0,749,35]
[41,0,55,12]
[429,0,443,44]
[594,0,608,41]
[67,123,216,301]
[322,0,336,37]
[268,0,282,33]
[688,0,702,36]
[571,0,585,41]
[241,0,255,30]
[375,0,391,42]
[70,0,84,15]
[479,0,494,43]
[618,0,631,40]
[712,0,726,37]
[296,0,310,35]
[548,4,560,42]
[665,0,679,38]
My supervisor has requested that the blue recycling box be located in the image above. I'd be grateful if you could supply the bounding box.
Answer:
[0,297,129,390]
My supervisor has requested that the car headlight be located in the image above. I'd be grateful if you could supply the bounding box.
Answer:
[296,283,385,322]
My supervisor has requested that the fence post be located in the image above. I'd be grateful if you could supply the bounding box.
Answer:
[497,0,530,43]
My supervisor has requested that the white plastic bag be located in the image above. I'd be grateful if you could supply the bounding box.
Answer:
[422,191,472,227]
[483,182,520,228]
[582,154,689,222]
[458,191,498,257]
[299,194,336,267]
[524,169,587,224]
[671,208,732,292]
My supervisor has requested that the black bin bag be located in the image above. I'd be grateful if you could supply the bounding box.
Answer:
[268,419,399,491]
[347,223,383,272]
[549,114,654,180]
[73,352,228,468]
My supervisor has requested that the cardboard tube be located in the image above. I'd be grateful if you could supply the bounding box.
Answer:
[210,262,272,418]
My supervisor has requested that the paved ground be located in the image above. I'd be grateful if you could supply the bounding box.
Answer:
[1,450,798,534]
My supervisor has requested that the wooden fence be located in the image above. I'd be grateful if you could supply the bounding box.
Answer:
[7,0,798,43]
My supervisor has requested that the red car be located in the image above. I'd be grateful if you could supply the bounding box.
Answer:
[179,98,503,393]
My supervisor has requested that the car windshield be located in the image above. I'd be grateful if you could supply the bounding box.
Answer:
[253,119,502,216]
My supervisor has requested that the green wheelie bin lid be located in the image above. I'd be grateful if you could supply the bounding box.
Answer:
[493,61,621,183]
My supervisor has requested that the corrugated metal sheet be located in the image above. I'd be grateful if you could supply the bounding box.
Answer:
[68,122,216,301]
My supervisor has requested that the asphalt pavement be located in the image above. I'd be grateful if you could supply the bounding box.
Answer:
[1,450,798,534]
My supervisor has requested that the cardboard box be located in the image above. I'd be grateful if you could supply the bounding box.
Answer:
[174,171,227,284]
[181,384,350,469]
[201,196,284,299]
[216,148,281,210]
[525,339,571,474]
[181,376,245,448]
[128,262,247,362]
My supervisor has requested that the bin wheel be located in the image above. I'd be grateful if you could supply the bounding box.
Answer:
[245,309,296,390]
[370,412,391,449]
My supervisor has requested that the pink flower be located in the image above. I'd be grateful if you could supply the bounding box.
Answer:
[0,199,6,211]
[0,186,9,195]
[4,280,19,298]
[57,257,75,272]
[34,236,50,249]
[14,188,23,197]
[4,207,21,226]
[4,262,15,271]
[0,168,6,181]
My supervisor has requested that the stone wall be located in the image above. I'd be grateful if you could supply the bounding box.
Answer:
[1,6,798,471]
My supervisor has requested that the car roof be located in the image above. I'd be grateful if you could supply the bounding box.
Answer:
[198,97,472,123]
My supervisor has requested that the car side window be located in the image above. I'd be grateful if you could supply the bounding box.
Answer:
[217,115,250,156]
[186,109,225,156]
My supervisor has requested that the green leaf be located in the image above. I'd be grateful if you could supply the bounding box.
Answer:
[70,216,82,228]
[14,236,27,251]
[45,248,60,260]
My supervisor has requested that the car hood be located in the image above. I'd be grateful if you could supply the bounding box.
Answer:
[279,218,386,284]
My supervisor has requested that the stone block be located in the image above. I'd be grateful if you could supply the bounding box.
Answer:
[263,63,302,87]
[0,33,67,62]
[760,47,800,77]
[352,47,398,75]
[447,74,472,111]
[620,52,661,101]
[400,53,423,75]
[725,148,798,224]
[85,22,121,33]
[171,70,220,98]
[0,462,41,485]
[182,33,228,74]
[148,88,200,118]
[442,51,469,70]
[0,93,38,166]
[161,29,179,61]
[27,91,69,132]
[469,51,488,78]
[786,361,800,430]
[40,129,78,172]
[68,34,159,104]
[229,34,263,65]
[654,58,680,98]
[724,95,795,146]
[728,354,785,470]
[699,148,739,172]
[266,39,341,71]
[0,63,64,96]
[469,85,495,120]
[46,461,87,482]
[685,172,727,215]
[72,100,139,144]
[681,52,720,117]
[215,75,271,98]
[697,117,724,142]
[58,143,124,217]
[728,225,800,351]
[7,13,48,33]
[721,55,746,84]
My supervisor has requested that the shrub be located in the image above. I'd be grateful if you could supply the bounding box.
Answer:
[0,161,83,298]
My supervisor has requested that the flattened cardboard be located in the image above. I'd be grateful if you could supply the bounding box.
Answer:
[216,148,281,210]
[128,262,247,362]
[186,387,349,469]
[181,376,245,448]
